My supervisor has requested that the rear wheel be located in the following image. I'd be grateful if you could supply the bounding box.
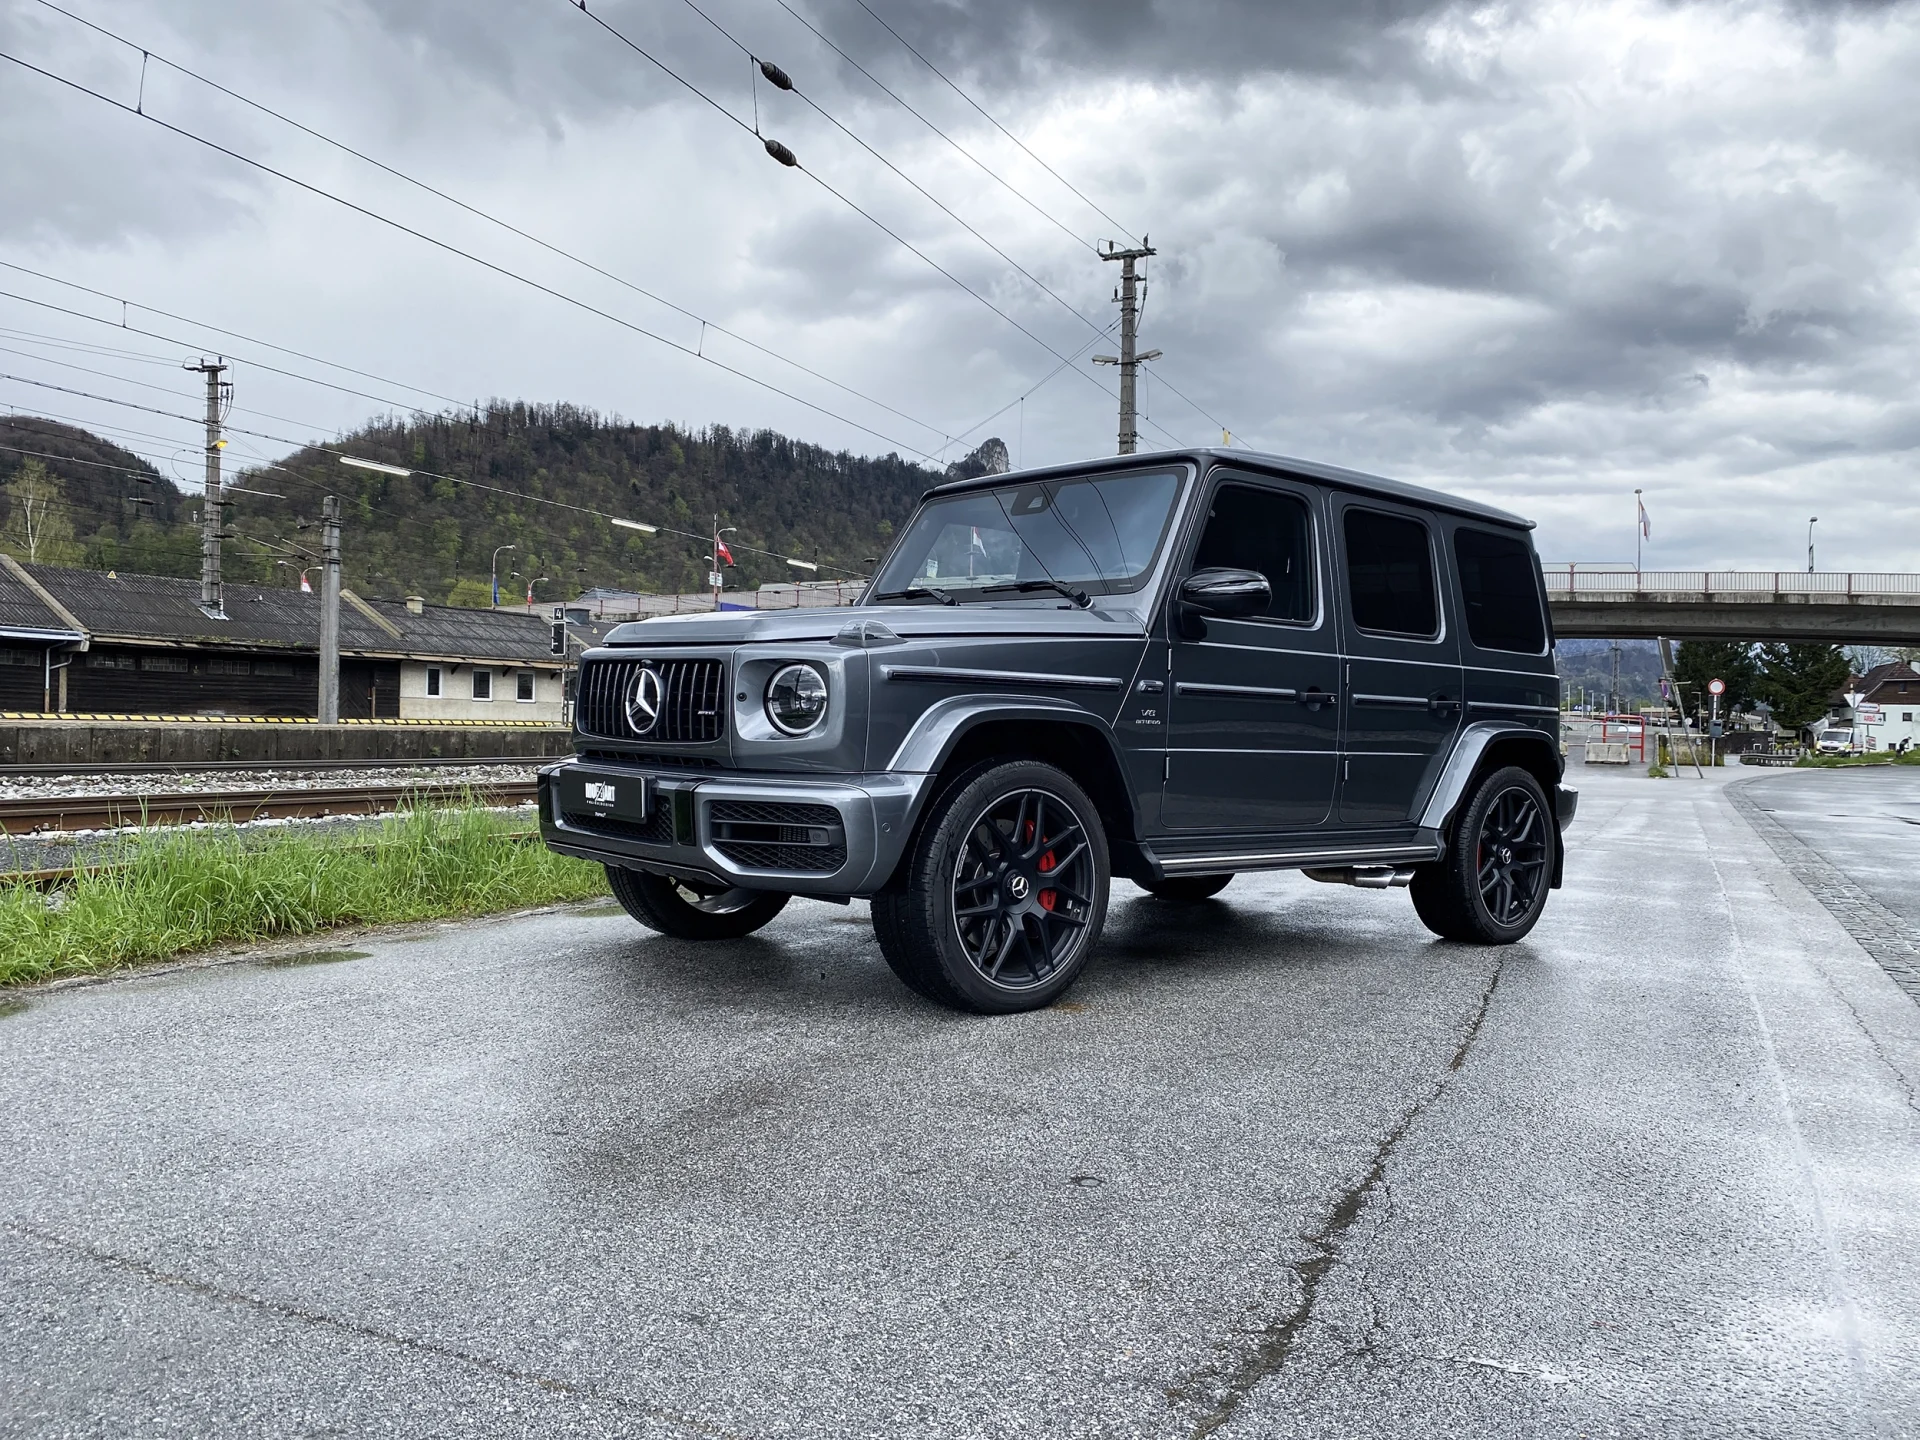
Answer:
[606,866,789,940]
[1138,874,1233,903]
[1410,766,1554,943]
[872,760,1109,1013]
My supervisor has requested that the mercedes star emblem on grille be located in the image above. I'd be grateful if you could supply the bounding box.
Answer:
[625,667,663,734]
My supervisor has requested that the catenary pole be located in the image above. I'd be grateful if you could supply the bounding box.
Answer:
[1092,239,1159,454]
[318,494,341,723]
[185,357,229,612]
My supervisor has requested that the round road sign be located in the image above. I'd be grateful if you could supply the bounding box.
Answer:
[1708,678,1726,696]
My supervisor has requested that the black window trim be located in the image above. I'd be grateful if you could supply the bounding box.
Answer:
[1339,500,1446,644]
[1180,470,1326,632]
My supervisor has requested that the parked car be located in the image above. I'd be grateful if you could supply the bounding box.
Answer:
[1814,727,1854,754]
[540,449,1577,1013]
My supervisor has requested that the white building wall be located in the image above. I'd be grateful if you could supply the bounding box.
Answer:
[397,660,564,722]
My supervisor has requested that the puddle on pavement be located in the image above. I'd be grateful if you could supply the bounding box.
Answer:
[0,997,28,1019]
[258,948,372,969]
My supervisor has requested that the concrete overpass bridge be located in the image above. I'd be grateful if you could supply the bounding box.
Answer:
[1544,569,1920,643]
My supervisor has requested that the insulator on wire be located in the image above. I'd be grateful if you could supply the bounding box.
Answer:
[763,137,798,167]
[758,59,793,91]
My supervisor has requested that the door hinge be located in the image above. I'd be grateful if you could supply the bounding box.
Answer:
[1164,754,1171,782]
[1343,758,1350,781]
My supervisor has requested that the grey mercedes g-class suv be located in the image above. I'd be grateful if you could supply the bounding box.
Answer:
[540,448,1575,1013]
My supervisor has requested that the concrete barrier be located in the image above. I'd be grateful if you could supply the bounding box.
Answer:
[0,720,573,768]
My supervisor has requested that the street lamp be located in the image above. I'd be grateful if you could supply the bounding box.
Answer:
[491,544,516,608]
[527,576,548,612]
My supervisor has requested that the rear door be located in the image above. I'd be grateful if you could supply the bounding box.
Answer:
[1335,500,1463,824]
[1163,472,1340,832]
[1448,521,1559,735]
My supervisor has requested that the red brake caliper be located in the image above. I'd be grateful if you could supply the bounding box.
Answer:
[1025,819,1059,912]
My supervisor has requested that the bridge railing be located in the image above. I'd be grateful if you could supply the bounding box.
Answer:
[1542,569,1920,599]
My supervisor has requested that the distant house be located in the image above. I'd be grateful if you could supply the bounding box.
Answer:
[1826,661,1920,750]
[0,557,566,721]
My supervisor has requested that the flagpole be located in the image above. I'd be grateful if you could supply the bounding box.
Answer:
[1635,489,1643,573]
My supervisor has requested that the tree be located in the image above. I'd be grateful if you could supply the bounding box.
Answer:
[1757,643,1852,734]
[1,459,82,565]
[1673,640,1761,719]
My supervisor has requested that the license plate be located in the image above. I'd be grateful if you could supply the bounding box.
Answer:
[564,772,647,821]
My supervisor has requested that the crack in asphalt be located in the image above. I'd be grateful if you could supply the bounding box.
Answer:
[1170,959,1507,1438]
[3,1221,751,1440]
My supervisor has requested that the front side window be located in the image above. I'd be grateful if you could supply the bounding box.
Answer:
[1344,509,1438,638]
[472,669,492,701]
[1453,527,1546,653]
[1189,483,1316,622]
[869,468,1184,603]
[516,670,536,702]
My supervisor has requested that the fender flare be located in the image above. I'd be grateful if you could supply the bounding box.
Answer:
[885,692,1134,838]
[1417,720,1563,834]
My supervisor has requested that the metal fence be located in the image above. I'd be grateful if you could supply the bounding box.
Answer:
[1542,569,1920,598]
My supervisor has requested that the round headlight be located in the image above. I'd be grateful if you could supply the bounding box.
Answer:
[765,663,829,735]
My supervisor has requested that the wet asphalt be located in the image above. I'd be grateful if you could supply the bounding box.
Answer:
[4,766,1919,1439]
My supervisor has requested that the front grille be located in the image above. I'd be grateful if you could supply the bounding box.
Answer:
[709,799,847,873]
[578,658,728,744]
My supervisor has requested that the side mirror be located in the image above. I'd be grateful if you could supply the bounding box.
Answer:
[1181,567,1270,618]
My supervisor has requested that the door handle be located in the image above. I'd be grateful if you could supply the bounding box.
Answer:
[1301,686,1330,712]
[1429,693,1462,716]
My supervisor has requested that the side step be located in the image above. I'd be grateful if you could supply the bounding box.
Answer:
[1141,836,1441,880]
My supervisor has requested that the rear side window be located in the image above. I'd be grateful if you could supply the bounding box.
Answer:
[1344,509,1438,637]
[1190,484,1315,622]
[1453,527,1546,653]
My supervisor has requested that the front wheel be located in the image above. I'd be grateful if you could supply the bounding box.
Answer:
[872,760,1109,1013]
[1410,766,1554,943]
[606,866,789,940]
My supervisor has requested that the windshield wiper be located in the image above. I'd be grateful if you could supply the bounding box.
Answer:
[982,579,1091,608]
[873,584,957,606]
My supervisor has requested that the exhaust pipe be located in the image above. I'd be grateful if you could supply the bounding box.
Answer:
[1302,865,1417,889]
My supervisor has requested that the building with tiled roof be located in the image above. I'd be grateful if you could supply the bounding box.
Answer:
[0,558,568,720]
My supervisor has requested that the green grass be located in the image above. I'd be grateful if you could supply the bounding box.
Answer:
[0,804,609,988]
[1795,751,1920,767]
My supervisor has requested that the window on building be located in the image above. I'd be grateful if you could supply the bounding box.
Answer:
[138,655,191,673]
[1344,509,1438,638]
[0,647,38,666]
[88,652,136,669]
[253,660,295,678]
[1189,484,1316,622]
[516,670,536,702]
[1452,527,1546,653]
[206,657,251,676]
[472,669,492,701]
[425,666,442,698]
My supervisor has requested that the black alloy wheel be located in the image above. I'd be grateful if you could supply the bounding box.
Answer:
[1139,874,1233,903]
[872,760,1110,1013]
[606,865,790,940]
[1410,765,1555,943]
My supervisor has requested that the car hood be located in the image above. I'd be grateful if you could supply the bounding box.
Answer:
[600,602,1151,647]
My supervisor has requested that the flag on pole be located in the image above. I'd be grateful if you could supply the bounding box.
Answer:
[1638,496,1651,540]
[525,581,534,606]
[491,574,500,606]
[299,571,311,594]
[716,538,735,566]
[969,527,987,557]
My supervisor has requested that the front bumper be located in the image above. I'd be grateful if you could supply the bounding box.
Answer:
[538,758,928,896]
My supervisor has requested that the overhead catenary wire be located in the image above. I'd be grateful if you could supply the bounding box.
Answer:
[27,0,950,446]
[0,47,943,462]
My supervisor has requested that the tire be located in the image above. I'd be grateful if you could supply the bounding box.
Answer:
[871,760,1110,1013]
[1138,874,1233,903]
[1410,765,1555,943]
[605,866,790,940]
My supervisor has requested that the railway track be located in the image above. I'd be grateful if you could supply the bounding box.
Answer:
[0,780,539,836]
[0,755,552,777]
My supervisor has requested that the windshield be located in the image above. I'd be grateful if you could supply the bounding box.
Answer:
[869,468,1185,603]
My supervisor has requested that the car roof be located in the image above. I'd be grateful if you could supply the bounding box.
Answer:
[923,447,1535,530]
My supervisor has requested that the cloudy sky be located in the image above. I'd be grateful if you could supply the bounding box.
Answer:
[2,0,1917,569]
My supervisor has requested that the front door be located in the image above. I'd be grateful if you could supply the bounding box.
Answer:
[1335,500,1463,824]
[1163,475,1340,832]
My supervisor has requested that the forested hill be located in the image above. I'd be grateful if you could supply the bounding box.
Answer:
[3,404,1007,603]
[0,416,196,574]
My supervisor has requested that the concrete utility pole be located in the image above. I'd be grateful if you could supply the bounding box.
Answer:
[1092,238,1160,455]
[318,495,342,724]
[185,358,230,613]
